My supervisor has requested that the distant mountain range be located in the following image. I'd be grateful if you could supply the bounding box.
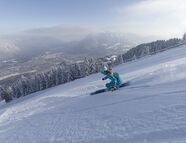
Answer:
[0,32,155,62]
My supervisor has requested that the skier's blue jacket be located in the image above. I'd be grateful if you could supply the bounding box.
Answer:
[102,71,122,89]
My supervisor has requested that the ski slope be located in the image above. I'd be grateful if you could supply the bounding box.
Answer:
[1,45,186,143]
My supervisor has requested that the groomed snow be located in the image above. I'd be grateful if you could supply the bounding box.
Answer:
[1,45,186,143]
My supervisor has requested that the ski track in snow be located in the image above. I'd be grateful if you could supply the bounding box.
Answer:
[1,45,186,143]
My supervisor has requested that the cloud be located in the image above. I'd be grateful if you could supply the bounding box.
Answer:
[115,0,186,38]
[0,39,20,59]
[23,25,103,42]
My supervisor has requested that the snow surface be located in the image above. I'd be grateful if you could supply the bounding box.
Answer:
[1,45,186,143]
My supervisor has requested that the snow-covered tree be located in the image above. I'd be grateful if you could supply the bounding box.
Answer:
[0,86,12,102]
[183,33,186,43]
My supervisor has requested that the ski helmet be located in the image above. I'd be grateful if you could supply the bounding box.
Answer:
[100,66,108,73]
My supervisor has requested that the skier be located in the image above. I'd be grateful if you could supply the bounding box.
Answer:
[100,66,123,91]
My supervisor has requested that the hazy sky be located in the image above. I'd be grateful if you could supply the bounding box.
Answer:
[0,0,185,38]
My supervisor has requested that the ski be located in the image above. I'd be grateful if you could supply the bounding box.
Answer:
[90,81,130,95]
